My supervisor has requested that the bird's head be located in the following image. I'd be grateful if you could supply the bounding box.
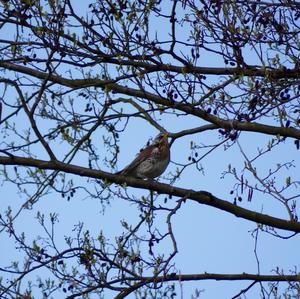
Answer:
[153,132,169,146]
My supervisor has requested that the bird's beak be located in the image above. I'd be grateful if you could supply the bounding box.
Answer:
[163,132,169,138]
[162,132,169,142]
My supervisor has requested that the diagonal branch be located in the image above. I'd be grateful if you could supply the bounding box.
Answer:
[1,61,299,139]
[0,78,57,160]
[0,155,299,232]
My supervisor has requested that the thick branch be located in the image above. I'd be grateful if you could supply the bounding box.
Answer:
[115,273,300,299]
[138,272,300,282]
[1,61,300,139]
[0,155,299,232]
[1,52,299,79]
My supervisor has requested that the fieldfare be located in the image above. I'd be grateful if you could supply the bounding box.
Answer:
[117,133,170,179]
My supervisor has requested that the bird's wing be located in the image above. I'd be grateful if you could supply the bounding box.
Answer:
[119,145,154,175]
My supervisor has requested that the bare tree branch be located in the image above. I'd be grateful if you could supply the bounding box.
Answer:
[0,155,299,232]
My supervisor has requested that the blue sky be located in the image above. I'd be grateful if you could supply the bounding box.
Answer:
[1,1,299,298]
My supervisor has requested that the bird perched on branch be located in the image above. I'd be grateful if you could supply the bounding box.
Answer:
[117,133,170,179]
